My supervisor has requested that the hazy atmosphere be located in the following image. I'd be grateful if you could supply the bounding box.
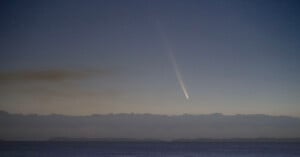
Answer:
[1,0,300,118]
[1,111,300,140]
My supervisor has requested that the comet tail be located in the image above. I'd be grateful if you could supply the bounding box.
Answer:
[156,20,189,100]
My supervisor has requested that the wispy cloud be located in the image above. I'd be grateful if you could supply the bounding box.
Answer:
[0,68,120,115]
[0,69,111,82]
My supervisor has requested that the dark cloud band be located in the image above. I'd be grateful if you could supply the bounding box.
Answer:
[0,69,109,82]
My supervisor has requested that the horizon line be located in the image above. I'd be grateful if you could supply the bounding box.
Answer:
[1,110,299,118]
[2,137,300,142]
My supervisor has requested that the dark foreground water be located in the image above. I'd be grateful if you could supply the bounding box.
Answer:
[0,141,300,157]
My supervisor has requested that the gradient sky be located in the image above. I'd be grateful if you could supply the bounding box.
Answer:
[0,0,299,116]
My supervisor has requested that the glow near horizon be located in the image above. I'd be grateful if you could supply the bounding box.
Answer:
[0,0,299,116]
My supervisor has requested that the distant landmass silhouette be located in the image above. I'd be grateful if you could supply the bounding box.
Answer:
[48,137,300,142]
[0,111,300,141]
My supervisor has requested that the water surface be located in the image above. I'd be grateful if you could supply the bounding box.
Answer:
[1,141,299,157]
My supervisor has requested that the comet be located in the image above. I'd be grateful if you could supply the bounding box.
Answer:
[156,20,190,100]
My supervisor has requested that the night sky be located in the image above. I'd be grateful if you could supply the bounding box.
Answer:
[0,0,299,116]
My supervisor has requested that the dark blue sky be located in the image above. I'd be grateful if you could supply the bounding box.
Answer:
[0,0,299,116]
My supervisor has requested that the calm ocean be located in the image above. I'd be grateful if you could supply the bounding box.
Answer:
[0,141,299,157]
